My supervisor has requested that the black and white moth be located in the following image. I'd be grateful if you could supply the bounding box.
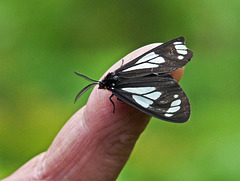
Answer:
[74,37,193,123]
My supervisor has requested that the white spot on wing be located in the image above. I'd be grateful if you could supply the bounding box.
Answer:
[175,45,187,50]
[122,87,156,94]
[171,99,181,107]
[136,52,158,64]
[176,50,188,55]
[173,42,182,45]
[178,55,184,60]
[174,94,179,98]
[165,113,173,117]
[149,57,165,64]
[122,63,158,72]
[167,106,180,113]
[144,91,162,100]
[132,95,153,108]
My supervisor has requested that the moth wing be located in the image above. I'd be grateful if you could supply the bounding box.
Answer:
[115,37,193,78]
[112,74,190,123]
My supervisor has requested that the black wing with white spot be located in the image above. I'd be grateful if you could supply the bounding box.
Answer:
[115,37,193,78]
[112,73,190,123]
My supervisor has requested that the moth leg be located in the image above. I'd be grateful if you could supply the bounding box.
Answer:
[109,94,115,113]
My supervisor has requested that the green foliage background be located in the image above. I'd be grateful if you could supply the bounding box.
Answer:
[1,0,240,180]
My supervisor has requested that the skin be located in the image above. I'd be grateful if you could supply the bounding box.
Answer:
[3,44,184,181]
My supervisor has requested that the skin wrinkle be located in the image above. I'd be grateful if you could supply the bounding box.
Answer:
[32,153,46,180]
[60,136,98,178]
[8,152,46,181]
[94,120,150,180]
[41,137,96,180]
[104,131,139,160]
[57,143,80,178]
[75,111,111,173]
[84,134,131,180]
[99,109,150,162]
[35,153,51,180]
[91,105,142,146]
[79,95,149,180]
[58,149,95,181]
[71,107,123,180]
[61,143,97,181]
[81,106,90,132]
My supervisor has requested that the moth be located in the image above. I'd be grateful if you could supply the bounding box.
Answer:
[74,37,193,123]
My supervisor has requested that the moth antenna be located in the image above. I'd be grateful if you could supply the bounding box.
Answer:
[74,83,98,104]
[74,71,99,83]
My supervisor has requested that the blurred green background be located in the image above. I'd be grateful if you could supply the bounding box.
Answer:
[1,0,240,180]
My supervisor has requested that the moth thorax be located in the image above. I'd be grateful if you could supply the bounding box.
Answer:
[98,72,119,90]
